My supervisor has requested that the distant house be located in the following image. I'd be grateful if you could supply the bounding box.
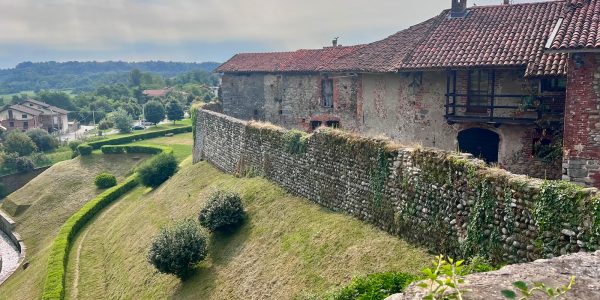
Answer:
[0,99,69,133]
[142,88,173,98]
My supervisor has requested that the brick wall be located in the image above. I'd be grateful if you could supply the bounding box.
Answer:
[195,109,600,263]
[563,53,600,188]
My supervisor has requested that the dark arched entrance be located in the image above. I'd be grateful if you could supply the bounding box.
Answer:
[458,128,499,163]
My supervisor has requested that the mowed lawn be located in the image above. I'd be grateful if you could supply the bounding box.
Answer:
[0,154,150,300]
[130,132,192,162]
[65,159,433,300]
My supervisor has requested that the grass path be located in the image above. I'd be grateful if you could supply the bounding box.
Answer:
[66,158,433,299]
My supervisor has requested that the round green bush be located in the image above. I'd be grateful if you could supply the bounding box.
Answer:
[147,219,208,279]
[26,129,59,152]
[77,144,93,156]
[137,152,178,187]
[198,191,245,232]
[95,172,117,189]
[328,272,417,300]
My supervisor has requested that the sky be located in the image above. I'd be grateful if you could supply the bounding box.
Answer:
[0,0,552,69]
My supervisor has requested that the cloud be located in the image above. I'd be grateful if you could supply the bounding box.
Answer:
[0,0,551,67]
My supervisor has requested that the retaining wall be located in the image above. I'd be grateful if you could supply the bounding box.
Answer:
[0,167,49,198]
[194,109,600,263]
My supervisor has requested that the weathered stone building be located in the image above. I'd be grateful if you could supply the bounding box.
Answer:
[216,0,600,186]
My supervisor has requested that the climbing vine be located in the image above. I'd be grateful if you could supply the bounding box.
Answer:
[283,129,309,154]
[462,178,500,260]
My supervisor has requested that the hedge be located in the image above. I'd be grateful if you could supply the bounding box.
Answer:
[86,126,191,150]
[77,144,93,156]
[42,175,138,299]
[100,144,173,155]
[42,144,173,300]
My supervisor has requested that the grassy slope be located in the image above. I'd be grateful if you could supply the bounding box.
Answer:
[131,132,192,162]
[66,159,433,300]
[0,153,150,300]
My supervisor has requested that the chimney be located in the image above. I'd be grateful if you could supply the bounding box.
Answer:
[450,0,468,18]
[332,37,339,47]
[503,0,510,4]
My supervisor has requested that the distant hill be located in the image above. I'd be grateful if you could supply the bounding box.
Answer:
[0,61,221,94]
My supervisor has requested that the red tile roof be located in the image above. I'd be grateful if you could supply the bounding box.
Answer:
[549,0,600,51]
[215,46,363,73]
[218,1,576,76]
[143,88,172,98]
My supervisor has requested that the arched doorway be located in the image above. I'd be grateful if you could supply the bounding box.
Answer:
[458,128,500,163]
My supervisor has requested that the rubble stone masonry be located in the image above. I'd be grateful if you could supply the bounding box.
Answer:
[194,109,600,263]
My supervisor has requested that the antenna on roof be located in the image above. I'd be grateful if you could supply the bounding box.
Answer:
[332,37,339,47]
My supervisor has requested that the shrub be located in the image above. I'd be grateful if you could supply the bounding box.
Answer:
[101,144,170,155]
[29,152,51,167]
[137,152,178,187]
[327,272,417,300]
[4,131,37,156]
[26,128,59,152]
[198,191,245,232]
[112,109,134,134]
[77,144,93,156]
[68,140,82,153]
[95,172,117,189]
[85,126,191,149]
[4,153,35,173]
[147,219,208,279]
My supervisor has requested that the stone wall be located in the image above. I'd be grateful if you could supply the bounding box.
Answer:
[220,70,563,180]
[563,53,600,188]
[0,167,49,198]
[194,109,600,263]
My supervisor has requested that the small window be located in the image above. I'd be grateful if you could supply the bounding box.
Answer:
[23,121,29,129]
[9,121,14,127]
[310,120,322,130]
[22,114,27,119]
[321,78,333,108]
[540,78,566,93]
[8,110,13,119]
[326,120,340,128]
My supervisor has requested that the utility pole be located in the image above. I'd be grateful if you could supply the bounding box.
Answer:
[92,110,96,127]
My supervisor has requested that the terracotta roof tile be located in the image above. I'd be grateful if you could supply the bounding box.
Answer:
[549,0,600,51]
[218,1,574,77]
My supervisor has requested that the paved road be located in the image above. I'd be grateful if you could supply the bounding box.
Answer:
[0,230,19,284]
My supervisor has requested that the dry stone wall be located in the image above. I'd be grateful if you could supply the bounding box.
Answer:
[194,109,600,263]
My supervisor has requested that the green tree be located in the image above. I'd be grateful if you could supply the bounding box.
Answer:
[129,69,142,87]
[4,131,37,156]
[26,128,59,152]
[143,100,165,125]
[37,91,76,110]
[166,100,184,123]
[112,109,133,133]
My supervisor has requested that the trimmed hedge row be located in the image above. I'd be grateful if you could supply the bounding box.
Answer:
[42,144,174,300]
[42,174,138,299]
[85,126,191,150]
[100,144,173,155]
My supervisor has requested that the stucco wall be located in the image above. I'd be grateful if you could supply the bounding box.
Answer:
[194,109,600,263]
[220,70,562,179]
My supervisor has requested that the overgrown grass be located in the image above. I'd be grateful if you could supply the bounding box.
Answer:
[64,159,432,299]
[0,154,150,299]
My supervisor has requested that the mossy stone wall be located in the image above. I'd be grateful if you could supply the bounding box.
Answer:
[194,109,600,263]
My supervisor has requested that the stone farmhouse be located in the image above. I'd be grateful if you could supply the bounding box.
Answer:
[0,99,69,133]
[215,0,600,188]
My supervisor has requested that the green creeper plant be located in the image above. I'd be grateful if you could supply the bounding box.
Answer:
[501,276,575,299]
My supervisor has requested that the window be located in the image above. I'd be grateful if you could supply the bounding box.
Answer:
[23,121,29,129]
[310,120,322,130]
[468,70,491,113]
[9,121,14,127]
[321,78,333,108]
[326,120,340,128]
[540,78,566,93]
[8,110,13,119]
[22,114,27,119]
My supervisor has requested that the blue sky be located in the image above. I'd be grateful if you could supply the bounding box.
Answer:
[0,0,551,69]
